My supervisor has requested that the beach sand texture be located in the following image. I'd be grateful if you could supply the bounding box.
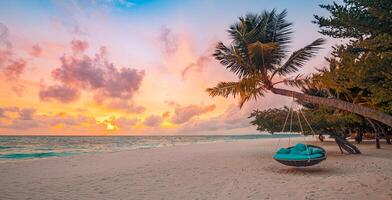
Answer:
[1,137,391,200]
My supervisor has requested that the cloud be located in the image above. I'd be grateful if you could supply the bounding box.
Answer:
[170,104,216,124]
[39,84,81,103]
[0,107,38,129]
[30,44,42,57]
[103,99,145,113]
[181,43,215,78]
[0,23,26,79]
[51,41,145,98]
[50,1,133,37]
[0,22,28,93]
[18,108,36,120]
[70,39,88,54]
[3,59,26,80]
[0,49,12,67]
[113,117,139,129]
[0,107,19,118]
[0,107,96,131]
[0,23,13,67]
[162,111,170,119]
[143,115,163,127]
[159,26,178,55]
[181,55,211,78]
[0,23,12,49]
[178,103,256,132]
[44,114,93,127]
[40,40,145,110]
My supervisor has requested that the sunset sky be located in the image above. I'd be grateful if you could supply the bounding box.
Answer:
[0,0,340,135]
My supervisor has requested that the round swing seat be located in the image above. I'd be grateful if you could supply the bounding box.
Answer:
[273,145,327,167]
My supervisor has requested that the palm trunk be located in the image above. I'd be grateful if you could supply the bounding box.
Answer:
[270,87,392,127]
[366,119,381,149]
[330,131,361,154]
[355,129,363,144]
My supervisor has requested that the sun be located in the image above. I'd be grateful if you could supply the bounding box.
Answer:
[106,123,118,131]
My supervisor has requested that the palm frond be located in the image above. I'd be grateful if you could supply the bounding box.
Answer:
[238,85,266,108]
[206,76,266,107]
[271,38,326,79]
[247,41,278,71]
[213,42,255,78]
[273,74,311,88]
[206,81,243,98]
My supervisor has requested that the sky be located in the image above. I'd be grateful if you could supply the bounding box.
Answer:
[0,0,342,135]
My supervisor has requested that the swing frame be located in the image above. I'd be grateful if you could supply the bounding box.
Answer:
[274,97,327,167]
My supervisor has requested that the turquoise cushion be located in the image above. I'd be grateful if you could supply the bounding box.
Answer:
[273,153,324,161]
[276,148,290,154]
[298,149,313,155]
[311,148,324,154]
[289,148,302,155]
[294,143,307,151]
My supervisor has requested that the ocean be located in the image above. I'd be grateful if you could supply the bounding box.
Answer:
[0,134,300,161]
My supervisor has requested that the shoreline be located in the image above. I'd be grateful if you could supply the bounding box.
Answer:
[0,134,302,163]
[1,138,391,199]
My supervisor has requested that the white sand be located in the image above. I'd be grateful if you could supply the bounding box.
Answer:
[1,137,392,200]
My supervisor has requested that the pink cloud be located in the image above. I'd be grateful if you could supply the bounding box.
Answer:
[159,26,178,55]
[39,84,81,103]
[3,59,26,80]
[70,39,88,54]
[0,23,12,49]
[0,107,18,118]
[18,108,36,120]
[181,42,215,78]
[113,117,139,129]
[52,55,105,89]
[40,40,145,107]
[0,106,101,131]
[171,104,216,124]
[0,49,12,67]
[0,107,38,130]
[143,115,162,127]
[0,23,28,94]
[30,44,42,57]
[181,55,211,78]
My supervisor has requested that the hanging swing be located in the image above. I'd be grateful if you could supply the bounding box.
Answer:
[273,98,327,167]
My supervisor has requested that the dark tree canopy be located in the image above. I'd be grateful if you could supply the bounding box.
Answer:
[314,0,392,39]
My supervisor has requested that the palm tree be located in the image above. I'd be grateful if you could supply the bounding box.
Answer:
[206,9,392,127]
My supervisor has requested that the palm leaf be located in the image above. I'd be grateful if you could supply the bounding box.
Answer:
[206,76,266,107]
[213,42,255,78]
[271,38,326,79]
[275,74,311,88]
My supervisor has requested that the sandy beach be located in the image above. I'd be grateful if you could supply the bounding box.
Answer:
[0,137,391,200]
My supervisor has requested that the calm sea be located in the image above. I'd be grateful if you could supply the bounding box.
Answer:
[0,134,300,161]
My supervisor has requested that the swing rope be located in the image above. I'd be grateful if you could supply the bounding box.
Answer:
[299,108,316,138]
[276,96,294,150]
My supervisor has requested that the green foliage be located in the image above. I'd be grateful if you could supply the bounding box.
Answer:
[249,107,294,133]
[314,0,392,39]
[249,106,364,135]
[313,0,392,115]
